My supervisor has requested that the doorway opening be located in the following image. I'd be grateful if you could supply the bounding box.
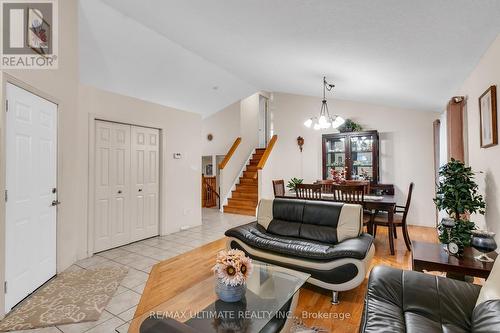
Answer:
[258,95,270,148]
[201,155,224,209]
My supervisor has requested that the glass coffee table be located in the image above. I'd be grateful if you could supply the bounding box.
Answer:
[130,261,309,333]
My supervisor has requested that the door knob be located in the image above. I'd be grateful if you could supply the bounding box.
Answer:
[51,200,61,206]
[118,190,122,194]
[138,189,143,192]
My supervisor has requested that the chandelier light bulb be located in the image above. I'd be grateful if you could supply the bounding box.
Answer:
[332,116,346,128]
[337,116,345,125]
[304,118,313,128]
[318,115,327,125]
[313,122,321,130]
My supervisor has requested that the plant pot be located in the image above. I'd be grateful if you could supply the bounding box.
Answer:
[438,218,475,252]
[215,279,246,302]
[471,230,497,262]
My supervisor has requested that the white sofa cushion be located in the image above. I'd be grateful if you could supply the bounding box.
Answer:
[476,256,500,306]
[257,199,273,230]
[337,204,363,242]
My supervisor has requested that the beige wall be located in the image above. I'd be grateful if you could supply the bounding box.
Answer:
[458,34,500,245]
[202,102,240,156]
[263,92,439,227]
[240,93,260,151]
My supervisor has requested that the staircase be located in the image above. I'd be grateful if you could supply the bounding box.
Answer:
[223,148,266,216]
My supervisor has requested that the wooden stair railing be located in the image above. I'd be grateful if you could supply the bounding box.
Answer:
[223,136,278,216]
[257,135,278,170]
[219,137,242,170]
[202,175,220,208]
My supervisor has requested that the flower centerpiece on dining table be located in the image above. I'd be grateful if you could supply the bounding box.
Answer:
[213,249,253,302]
[330,167,346,184]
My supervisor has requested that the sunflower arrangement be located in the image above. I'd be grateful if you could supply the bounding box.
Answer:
[213,249,253,286]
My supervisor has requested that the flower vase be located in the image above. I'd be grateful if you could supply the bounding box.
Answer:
[215,278,246,302]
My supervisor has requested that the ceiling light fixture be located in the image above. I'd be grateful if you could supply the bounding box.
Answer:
[304,76,345,130]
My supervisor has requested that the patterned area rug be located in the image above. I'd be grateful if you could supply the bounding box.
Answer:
[0,266,128,332]
[290,318,327,333]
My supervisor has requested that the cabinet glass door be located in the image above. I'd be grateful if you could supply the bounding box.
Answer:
[325,137,346,179]
[349,135,374,181]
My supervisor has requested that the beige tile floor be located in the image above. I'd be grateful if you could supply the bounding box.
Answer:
[10,209,254,333]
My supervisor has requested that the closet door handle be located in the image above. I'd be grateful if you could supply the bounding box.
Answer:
[138,189,143,192]
[117,190,122,194]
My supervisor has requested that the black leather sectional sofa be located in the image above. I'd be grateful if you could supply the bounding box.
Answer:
[360,265,500,332]
[225,198,374,304]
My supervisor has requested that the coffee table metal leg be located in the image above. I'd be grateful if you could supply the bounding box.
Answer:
[332,291,339,305]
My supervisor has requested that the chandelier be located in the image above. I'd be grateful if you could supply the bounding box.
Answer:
[304,76,345,130]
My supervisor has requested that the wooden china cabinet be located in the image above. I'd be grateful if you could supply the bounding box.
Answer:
[322,130,380,183]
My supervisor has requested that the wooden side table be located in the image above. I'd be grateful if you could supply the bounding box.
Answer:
[412,241,497,279]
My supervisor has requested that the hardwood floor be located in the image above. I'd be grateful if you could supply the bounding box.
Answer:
[131,226,438,332]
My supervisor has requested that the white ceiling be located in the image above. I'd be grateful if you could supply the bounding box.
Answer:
[80,0,500,116]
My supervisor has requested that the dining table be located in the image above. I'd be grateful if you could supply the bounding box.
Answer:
[279,192,398,255]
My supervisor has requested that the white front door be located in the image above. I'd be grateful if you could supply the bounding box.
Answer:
[130,126,159,242]
[5,83,58,312]
[94,121,131,252]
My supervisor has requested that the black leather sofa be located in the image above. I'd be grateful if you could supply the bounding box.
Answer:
[225,198,374,304]
[360,265,500,333]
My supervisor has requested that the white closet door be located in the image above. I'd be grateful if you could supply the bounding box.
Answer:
[94,121,131,252]
[5,83,57,312]
[130,126,160,242]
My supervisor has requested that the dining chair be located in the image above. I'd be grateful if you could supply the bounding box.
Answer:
[315,179,335,193]
[332,184,372,230]
[372,182,414,252]
[272,179,285,197]
[331,184,365,204]
[296,184,322,200]
[344,180,371,194]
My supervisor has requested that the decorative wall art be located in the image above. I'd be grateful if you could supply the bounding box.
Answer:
[479,85,497,148]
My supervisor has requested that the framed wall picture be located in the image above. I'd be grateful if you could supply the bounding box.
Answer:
[479,85,497,148]
[27,6,52,56]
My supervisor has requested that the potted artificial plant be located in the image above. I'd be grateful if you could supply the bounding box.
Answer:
[338,119,363,133]
[433,159,486,253]
[287,178,303,192]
